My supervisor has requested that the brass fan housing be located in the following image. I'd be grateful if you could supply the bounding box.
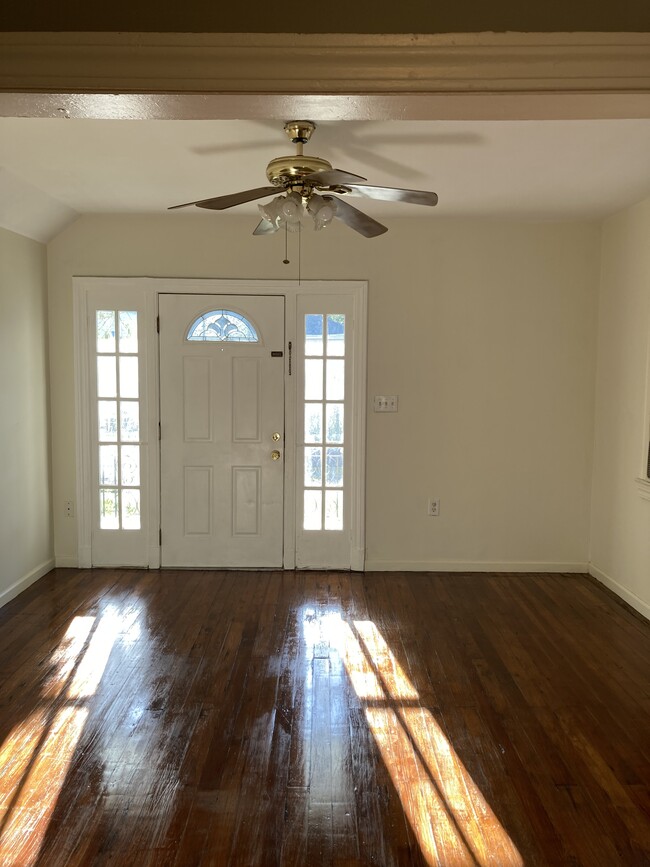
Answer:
[266,154,333,186]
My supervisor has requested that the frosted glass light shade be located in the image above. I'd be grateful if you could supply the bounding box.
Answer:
[258,196,285,225]
[281,191,304,223]
[308,194,337,230]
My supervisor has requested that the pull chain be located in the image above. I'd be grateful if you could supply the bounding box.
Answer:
[280,213,301,284]
[283,223,289,265]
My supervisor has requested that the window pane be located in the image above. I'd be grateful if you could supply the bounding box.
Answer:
[100,488,119,529]
[120,401,140,441]
[304,447,322,487]
[326,359,345,400]
[305,314,323,356]
[325,490,343,530]
[97,356,116,398]
[98,401,118,442]
[305,359,323,400]
[326,314,345,356]
[121,445,140,487]
[326,404,344,444]
[326,447,344,487]
[122,489,141,530]
[118,311,138,353]
[99,445,118,486]
[119,356,139,398]
[304,404,322,444]
[120,446,140,488]
[304,490,322,530]
[96,311,115,353]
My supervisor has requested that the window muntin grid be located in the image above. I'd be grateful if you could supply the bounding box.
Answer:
[303,314,345,531]
[96,310,141,530]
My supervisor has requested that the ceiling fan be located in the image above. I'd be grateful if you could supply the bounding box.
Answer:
[169,121,438,238]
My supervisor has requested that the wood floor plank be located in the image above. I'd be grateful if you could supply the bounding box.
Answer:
[0,568,647,866]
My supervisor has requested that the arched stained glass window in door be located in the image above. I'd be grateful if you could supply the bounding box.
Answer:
[186,310,259,342]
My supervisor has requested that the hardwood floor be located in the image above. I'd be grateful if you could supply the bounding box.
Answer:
[0,569,648,866]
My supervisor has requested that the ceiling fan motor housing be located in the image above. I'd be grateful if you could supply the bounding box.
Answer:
[267,120,332,191]
[266,154,333,188]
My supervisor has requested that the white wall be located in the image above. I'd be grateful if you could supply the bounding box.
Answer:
[0,227,53,603]
[47,213,600,571]
[590,196,650,617]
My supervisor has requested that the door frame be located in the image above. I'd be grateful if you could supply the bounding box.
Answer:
[73,276,367,570]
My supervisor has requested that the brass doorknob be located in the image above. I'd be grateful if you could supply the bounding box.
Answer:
[271,450,281,461]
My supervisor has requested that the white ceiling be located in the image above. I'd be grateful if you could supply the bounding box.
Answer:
[1,117,650,242]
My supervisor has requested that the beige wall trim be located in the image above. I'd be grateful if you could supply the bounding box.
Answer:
[1,32,650,95]
[3,91,650,122]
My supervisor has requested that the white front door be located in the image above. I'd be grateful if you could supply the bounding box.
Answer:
[159,294,285,567]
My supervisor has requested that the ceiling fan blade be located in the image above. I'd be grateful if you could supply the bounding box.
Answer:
[169,186,278,211]
[306,169,368,186]
[336,183,438,207]
[327,196,387,238]
[253,218,279,235]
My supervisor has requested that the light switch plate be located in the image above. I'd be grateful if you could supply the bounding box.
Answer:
[374,395,398,412]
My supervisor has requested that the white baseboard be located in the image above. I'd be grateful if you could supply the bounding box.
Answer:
[55,555,79,568]
[364,559,589,573]
[0,558,55,609]
[589,563,650,620]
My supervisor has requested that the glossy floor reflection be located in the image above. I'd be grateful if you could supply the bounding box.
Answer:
[303,608,524,865]
[345,618,522,866]
[0,568,647,866]
[0,606,140,864]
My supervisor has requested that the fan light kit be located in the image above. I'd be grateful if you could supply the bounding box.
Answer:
[170,121,439,238]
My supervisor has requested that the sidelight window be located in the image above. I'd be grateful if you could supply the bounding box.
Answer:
[303,313,345,531]
[96,310,141,529]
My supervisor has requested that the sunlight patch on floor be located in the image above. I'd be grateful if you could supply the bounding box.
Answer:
[0,606,140,866]
[41,616,95,700]
[353,620,419,701]
[304,608,524,867]
[352,618,523,867]
[0,706,89,865]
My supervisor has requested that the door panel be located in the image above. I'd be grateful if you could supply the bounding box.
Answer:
[183,357,211,440]
[232,466,261,534]
[183,466,212,535]
[159,294,285,567]
[232,357,261,441]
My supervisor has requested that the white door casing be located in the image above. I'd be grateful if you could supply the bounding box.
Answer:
[74,277,366,571]
[159,293,285,567]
